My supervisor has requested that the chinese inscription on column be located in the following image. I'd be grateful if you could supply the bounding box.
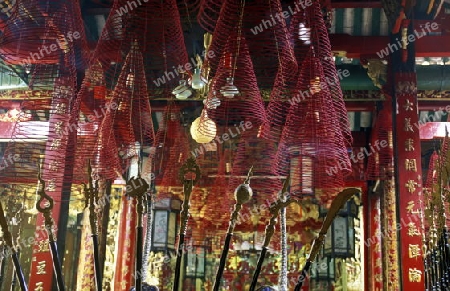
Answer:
[394,73,425,289]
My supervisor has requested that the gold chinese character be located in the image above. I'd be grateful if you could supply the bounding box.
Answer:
[48,160,60,172]
[45,179,56,192]
[374,241,381,251]
[403,99,413,111]
[50,138,62,150]
[36,240,50,253]
[404,118,414,132]
[375,258,382,268]
[374,273,383,282]
[408,268,422,282]
[34,282,44,291]
[123,265,129,276]
[406,201,421,214]
[405,180,418,193]
[408,222,421,236]
[408,244,421,258]
[374,229,381,237]
[405,138,415,151]
[36,261,46,274]
[405,159,417,171]
[374,214,380,223]
[54,121,64,136]
[54,103,67,114]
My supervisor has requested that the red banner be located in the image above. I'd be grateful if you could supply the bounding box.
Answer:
[114,194,137,290]
[394,72,425,289]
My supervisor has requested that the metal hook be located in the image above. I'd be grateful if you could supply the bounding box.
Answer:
[36,173,54,214]
[244,165,254,184]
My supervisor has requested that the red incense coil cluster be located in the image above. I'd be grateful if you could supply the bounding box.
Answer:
[227,127,282,205]
[157,108,190,194]
[72,0,195,182]
[197,0,224,33]
[178,0,201,20]
[366,98,394,180]
[199,0,241,79]
[128,0,189,94]
[90,44,155,180]
[90,0,189,95]
[268,2,352,202]
[0,0,89,187]
[200,33,267,137]
[248,0,298,142]
[301,1,352,148]
[272,63,347,201]
[242,0,297,88]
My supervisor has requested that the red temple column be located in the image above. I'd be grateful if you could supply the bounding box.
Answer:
[393,72,425,289]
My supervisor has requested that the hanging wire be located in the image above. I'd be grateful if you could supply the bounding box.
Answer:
[231,0,245,81]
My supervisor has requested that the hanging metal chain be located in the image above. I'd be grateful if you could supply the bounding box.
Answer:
[278,189,288,291]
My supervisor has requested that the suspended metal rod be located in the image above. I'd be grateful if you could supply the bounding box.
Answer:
[36,174,65,291]
[249,177,291,291]
[172,158,200,291]
[213,166,253,291]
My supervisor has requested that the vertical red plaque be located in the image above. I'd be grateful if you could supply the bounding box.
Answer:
[113,194,137,290]
[394,72,425,289]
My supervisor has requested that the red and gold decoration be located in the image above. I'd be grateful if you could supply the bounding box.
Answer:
[113,193,137,291]
[368,191,383,290]
[2,0,446,289]
[394,72,425,289]
[422,135,450,289]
